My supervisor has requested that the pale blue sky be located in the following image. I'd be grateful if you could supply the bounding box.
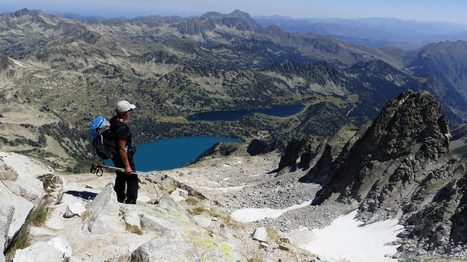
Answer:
[1,0,466,24]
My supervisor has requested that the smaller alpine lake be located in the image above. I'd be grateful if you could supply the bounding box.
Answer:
[187,103,304,121]
[128,136,242,172]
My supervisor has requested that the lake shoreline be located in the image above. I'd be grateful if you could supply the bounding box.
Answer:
[107,136,244,172]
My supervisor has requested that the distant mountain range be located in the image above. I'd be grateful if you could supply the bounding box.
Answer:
[256,16,467,49]
[0,8,467,167]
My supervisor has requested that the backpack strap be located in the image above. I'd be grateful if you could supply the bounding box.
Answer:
[97,125,110,136]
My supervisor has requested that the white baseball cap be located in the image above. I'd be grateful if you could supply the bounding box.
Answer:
[116,100,136,113]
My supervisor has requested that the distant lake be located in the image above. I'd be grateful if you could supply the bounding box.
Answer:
[187,103,305,121]
[106,136,243,172]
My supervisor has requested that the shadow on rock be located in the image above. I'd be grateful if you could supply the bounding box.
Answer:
[64,190,98,201]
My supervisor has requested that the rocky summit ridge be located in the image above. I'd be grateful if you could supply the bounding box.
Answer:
[310,91,451,206]
[299,91,466,259]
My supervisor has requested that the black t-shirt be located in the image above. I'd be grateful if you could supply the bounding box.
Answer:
[110,116,132,149]
[110,116,135,169]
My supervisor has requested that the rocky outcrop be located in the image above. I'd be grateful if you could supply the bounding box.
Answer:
[0,152,51,261]
[398,163,467,257]
[277,138,316,172]
[312,91,450,208]
[247,139,273,156]
[13,237,72,262]
[299,144,333,184]
[300,125,361,184]
[278,124,360,176]
[310,91,467,258]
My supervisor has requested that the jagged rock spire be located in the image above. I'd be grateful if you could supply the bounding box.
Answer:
[312,91,450,210]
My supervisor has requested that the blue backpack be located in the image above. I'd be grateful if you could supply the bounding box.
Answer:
[90,116,115,160]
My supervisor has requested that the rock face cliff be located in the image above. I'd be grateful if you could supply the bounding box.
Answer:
[306,91,466,258]
[310,91,451,211]
[0,152,52,261]
[400,168,466,257]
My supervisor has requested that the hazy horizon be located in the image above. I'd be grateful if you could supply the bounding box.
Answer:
[5,8,467,28]
[1,0,467,26]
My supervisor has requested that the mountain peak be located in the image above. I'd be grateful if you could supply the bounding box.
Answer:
[229,9,251,19]
[201,10,252,19]
[178,10,259,34]
[311,91,451,210]
[12,8,42,17]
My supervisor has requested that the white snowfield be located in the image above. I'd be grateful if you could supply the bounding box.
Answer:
[230,201,312,223]
[288,210,404,262]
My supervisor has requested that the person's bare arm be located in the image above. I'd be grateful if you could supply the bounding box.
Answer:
[117,139,132,175]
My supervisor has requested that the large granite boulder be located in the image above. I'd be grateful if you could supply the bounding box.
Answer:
[81,183,126,234]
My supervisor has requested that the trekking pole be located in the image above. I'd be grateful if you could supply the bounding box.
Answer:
[90,162,150,177]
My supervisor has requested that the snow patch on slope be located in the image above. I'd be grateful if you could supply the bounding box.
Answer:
[288,210,403,262]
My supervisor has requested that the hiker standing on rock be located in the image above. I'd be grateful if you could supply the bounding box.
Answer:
[110,100,138,204]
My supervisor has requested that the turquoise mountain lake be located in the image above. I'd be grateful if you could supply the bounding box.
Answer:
[107,136,243,172]
[187,103,304,121]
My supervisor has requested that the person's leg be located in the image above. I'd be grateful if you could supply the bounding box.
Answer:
[125,155,138,204]
[114,171,126,203]
[112,157,126,203]
[125,174,138,204]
